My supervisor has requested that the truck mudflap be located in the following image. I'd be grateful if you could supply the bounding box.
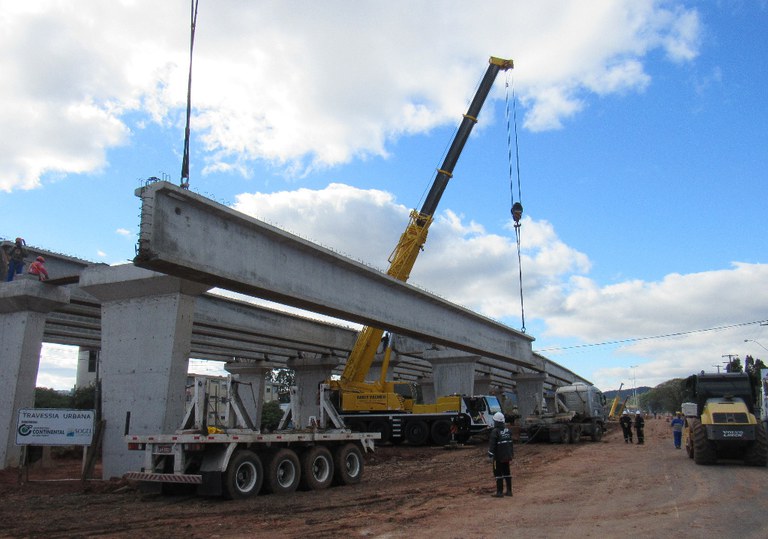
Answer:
[124,471,202,484]
[707,425,756,441]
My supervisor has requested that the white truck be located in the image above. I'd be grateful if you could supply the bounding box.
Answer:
[521,383,607,443]
[125,380,379,499]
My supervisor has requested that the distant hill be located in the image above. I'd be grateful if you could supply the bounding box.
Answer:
[603,386,652,402]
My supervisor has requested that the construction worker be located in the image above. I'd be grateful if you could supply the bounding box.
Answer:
[487,412,513,497]
[28,256,49,281]
[619,410,633,443]
[634,412,645,445]
[670,412,684,449]
[5,237,27,281]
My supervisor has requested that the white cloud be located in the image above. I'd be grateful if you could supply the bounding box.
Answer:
[0,0,701,191]
[115,228,131,236]
[232,184,767,391]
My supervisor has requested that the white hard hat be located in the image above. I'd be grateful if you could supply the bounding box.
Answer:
[493,412,505,422]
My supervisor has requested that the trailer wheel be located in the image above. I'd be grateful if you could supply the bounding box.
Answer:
[223,450,264,500]
[265,448,301,494]
[367,419,392,444]
[299,446,335,490]
[405,420,429,446]
[560,426,571,444]
[744,422,768,467]
[333,443,364,485]
[430,419,452,446]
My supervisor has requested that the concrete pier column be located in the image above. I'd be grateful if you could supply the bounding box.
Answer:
[79,265,209,479]
[514,373,547,420]
[286,353,338,429]
[473,371,493,395]
[225,361,274,431]
[416,376,435,404]
[0,281,70,468]
[422,347,481,398]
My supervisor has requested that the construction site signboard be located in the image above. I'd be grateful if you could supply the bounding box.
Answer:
[15,408,95,446]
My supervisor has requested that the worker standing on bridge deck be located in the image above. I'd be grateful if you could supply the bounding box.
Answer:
[4,237,27,281]
[619,410,633,443]
[634,412,645,445]
[488,412,513,497]
[28,256,49,281]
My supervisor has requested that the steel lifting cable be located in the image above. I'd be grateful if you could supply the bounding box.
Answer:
[180,0,200,189]
[505,71,526,333]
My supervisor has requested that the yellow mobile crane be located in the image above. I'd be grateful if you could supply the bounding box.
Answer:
[328,57,514,444]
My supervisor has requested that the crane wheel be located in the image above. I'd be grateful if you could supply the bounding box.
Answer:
[405,420,430,446]
[430,419,452,446]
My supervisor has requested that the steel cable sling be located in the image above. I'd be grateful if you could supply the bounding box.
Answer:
[505,71,526,333]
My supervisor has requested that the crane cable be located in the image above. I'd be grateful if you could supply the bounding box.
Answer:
[180,0,200,189]
[505,71,526,333]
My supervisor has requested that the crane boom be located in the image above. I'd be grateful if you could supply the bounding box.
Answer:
[339,57,514,388]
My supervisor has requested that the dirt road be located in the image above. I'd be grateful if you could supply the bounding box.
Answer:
[1,418,766,538]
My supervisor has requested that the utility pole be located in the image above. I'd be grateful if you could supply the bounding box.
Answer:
[630,365,638,410]
[722,354,739,372]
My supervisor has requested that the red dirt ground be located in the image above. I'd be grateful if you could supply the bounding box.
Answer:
[1,418,767,538]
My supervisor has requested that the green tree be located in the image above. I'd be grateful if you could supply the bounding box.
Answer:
[726,357,743,373]
[268,368,295,396]
[71,384,97,410]
[34,387,71,408]
[261,400,284,432]
[638,378,685,414]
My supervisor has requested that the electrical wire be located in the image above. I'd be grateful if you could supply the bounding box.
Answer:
[536,320,768,353]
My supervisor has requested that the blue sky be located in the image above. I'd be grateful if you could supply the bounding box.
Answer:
[1,1,766,392]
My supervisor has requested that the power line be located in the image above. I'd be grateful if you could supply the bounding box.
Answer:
[536,319,768,353]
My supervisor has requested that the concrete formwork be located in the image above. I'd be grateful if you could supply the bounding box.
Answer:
[0,281,69,467]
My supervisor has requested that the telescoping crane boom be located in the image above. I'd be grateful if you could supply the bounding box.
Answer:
[329,57,514,412]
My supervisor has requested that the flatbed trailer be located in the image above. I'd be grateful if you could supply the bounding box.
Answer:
[125,379,380,499]
[126,428,378,499]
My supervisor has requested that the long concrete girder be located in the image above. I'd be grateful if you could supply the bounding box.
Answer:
[25,250,588,388]
[134,181,537,370]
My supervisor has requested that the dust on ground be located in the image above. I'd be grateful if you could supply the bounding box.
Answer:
[1,418,767,538]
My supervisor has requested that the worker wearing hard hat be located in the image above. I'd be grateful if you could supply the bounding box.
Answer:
[28,256,49,281]
[4,237,27,281]
[634,412,645,445]
[487,412,514,498]
[619,410,633,444]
